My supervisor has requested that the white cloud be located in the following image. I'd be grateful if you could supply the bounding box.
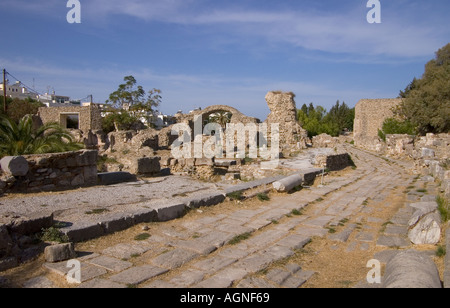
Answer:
[87,1,447,59]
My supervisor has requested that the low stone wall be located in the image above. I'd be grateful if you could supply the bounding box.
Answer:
[314,153,354,171]
[0,150,98,194]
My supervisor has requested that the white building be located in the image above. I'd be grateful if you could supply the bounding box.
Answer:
[0,80,39,100]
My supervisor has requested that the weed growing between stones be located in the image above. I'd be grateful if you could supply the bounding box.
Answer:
[229,232,252,245]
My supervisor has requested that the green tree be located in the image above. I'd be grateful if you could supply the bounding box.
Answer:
[101,110,141,134]
[0,115,83,157]
[297,101,355,138]
[400,43,450,134]
[378,118,416,141]
[107,75,162,112]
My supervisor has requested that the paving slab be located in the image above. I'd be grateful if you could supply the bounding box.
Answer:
[169,239,217,255]
[280,271,315,288]
[237,277,276,288]
[151,248,199,269]
[192,255,237,273]
[109,265,168,285]
[276,235,311,250]
[23,276,55,288]
[85,255,133,272]
[169,269,206,287]
[77,278,127,288]
[376,235,410,248]
[101,243,151,260]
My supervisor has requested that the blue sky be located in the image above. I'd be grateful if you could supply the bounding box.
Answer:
[1,0,449,120]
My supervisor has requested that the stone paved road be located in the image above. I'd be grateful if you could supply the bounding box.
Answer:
[18,146,429,288]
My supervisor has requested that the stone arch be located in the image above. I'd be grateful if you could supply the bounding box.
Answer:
[190,105,260,125]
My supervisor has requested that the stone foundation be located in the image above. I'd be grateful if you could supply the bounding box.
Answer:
[0,150,98,193]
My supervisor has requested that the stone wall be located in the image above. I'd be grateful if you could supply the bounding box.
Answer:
[353,98,403,150]
[264,91,308,156]
[0,150,98,194]
[314,153,354,171]
[38,105,103,132]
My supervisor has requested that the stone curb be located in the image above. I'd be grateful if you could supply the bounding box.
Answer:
[60,176,296,243]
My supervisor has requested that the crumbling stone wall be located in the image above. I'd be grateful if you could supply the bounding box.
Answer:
[264,91,308,156]
[38,105,103,132]
[0,150,98,193]
[353,98,403,150]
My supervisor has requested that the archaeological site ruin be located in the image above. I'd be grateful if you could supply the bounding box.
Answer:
[0,90,449,289]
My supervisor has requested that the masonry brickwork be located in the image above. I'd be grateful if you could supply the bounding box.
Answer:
[353,98,403,150]
[264,91,308,156]
[38,105,103,132]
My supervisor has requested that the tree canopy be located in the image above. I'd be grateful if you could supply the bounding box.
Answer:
[399,43,450,134]
[0,114,83,157]
[297,101,354,138]
[106,75,162,112]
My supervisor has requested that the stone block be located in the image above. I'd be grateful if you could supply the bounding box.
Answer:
[44,243,76,263]
[0,224,12,258]
[61,222,105,242]
[185,193,226,209]
[421,148,435,159]
[155,203,186,222]
[8,212,54,235]
[195,157,214,166]
[131,157,161,175]
[0,256,18,272]
[100,214,134,234]
[408,212,441,245]
[83,166,98,185]
[0,156,29,176]
[97,172,137,185]
[70,174,85,186]
[77,150,98,166]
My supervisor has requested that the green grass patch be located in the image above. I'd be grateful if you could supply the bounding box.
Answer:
[227,190,244,201]
[436,245,446,258]
[291,209,303,216]
[134,233,151,241]
[437,195,449,222]
[40,226,69,243]
[326,227,336,234]
[229,232,252,245]
[416,188,427,193]
[257,193,270,202]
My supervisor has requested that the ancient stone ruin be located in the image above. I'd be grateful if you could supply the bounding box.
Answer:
[353,98,403,151]
[264,91,309,155]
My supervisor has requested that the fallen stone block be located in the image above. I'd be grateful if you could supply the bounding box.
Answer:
[44,243,76,263]
[273,174,303,192]
[382,249,441,288]
[97,172,137,185]
[0,156,29,177]
[408,212,441,245]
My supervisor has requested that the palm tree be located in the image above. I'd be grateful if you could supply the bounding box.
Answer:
[209,111,232,128]
[0,115,83,157]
